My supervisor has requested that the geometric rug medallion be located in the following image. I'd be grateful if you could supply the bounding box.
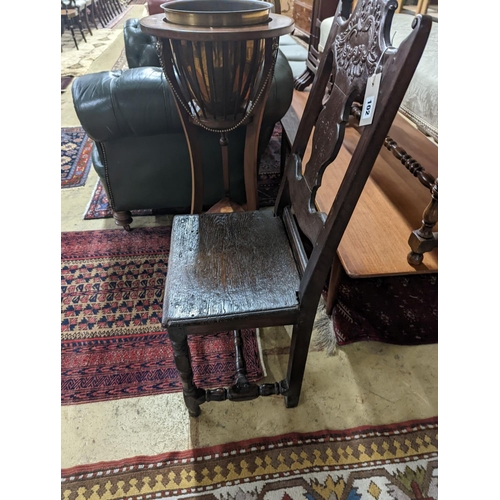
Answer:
[61,417,438,499]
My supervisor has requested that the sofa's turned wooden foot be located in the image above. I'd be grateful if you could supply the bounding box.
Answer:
[113,210,133,231]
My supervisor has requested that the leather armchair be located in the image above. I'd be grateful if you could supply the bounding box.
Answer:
[72,21,294,229]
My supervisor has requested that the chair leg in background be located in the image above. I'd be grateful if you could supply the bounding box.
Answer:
[96,0,110,24]
[77,15,87,43]
[325,253,344,316]
[80,6,93,36]
[65,17,80,50]
[88,1,99,29]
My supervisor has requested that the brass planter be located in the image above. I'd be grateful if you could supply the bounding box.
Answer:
[160,0,274,27]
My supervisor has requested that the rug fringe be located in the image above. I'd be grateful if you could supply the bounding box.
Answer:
[312,297,337,356]
[283,297,336,356]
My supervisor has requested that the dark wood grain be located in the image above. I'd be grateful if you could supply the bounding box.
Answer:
[163,210,301,330]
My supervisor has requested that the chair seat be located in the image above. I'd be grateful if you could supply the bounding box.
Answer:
[162,210,301,332]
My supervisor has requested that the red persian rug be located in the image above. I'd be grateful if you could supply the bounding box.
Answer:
[61,417,438,499]
[61,226,264,405]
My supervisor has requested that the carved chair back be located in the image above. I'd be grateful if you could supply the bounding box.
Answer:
[276,0,432,321]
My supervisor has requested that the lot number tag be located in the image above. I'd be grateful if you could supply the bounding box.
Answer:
[359,72,381,126]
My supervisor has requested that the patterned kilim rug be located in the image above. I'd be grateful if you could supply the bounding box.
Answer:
[61,417,438,499]
[61,226,264,405]
[82,123,283,220]
[61,127,93,188]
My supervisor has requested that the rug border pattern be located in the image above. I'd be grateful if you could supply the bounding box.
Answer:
[62,417,437,477]
[61,418,438,500]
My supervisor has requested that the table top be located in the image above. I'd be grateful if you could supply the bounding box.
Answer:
[286,90,438,278]
[140,12,294,40]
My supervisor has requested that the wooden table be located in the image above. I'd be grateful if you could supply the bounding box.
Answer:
[281,89,438,309]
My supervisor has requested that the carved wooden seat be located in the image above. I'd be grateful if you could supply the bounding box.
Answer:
[161,0,432,417]
[164,211,301,331]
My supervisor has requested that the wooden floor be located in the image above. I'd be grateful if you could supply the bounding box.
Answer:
[282,89,438,278]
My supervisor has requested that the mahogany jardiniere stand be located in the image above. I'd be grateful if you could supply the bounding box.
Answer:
[140,1,294,213]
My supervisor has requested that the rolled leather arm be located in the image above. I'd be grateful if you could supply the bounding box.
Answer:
[72,58,292,145]
[71,67,184,142]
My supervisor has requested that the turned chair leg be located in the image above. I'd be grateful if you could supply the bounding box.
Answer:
[407,180,438,266]
[169,328,205,417]
[112,210,133,231]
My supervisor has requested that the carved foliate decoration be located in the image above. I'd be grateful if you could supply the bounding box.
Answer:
[334,0,384,83]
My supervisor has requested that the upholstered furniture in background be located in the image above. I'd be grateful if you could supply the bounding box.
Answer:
[72,20,294,228]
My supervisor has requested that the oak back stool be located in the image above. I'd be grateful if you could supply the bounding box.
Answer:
[161,0,432,417]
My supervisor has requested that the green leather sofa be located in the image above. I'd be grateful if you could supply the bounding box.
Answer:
[71,19,294,229]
